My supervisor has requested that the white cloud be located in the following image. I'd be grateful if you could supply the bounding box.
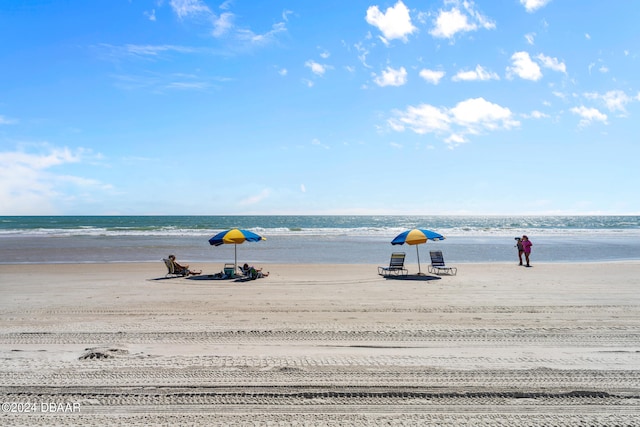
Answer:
[570,106,608,127]
[525,110,550,119]
[552,91,567,100]
[144,9,156,21]
[168,1,286,46]
[365,0,416,43]
[119,44,197,59]
[430,1,495,39]
[300,184,306,193]
[374,66,407,87]
[537,53,566,73]
[585,90,633,113]
[430,8,473,39]
[464,1,496,30]
[419,69,445,84]
[520,0,552,13]
[450,98,519,131]
[0,145,109,215]
[452,65,499,82]
[165,81,211,90]
[507,51,567,81]
[212,12,234,37]
[239,188,272,206]
[311,138,330,149]
[169,0,211,20]
[388,97,519,146]
[389,104,451,134]
[506,51,542,81]
[305,60,329,76]
[445,133,466,145]
[354,42,371,68]
[0,115,18,125]
[110,70,222,93]
[237,22,287,45]
[2,146,83,169]
[525,32,536,45]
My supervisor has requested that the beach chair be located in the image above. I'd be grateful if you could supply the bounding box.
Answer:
[378,252,408,277]
[237,264,248,277]
[238,264,267,280]
[163,258,187,277]
[427,251,457,275]
[237,264,254,280]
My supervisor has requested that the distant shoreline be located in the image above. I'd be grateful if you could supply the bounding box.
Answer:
[1,215,639,264]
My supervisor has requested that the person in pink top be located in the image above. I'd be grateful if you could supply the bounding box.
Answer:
[521,235,532,267]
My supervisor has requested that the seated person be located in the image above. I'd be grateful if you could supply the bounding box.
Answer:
[241,263,269,279]
[168,254,201,276]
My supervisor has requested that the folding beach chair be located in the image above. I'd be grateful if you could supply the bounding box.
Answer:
[427,251,457,275]
[163,258,188,277]
[378,252,408,277]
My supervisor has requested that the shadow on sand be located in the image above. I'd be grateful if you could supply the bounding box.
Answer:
[150,276,184,281]
[151,274,263,282]
[186,274,233,281]
[382,274,441,281]
[150,274,228,281]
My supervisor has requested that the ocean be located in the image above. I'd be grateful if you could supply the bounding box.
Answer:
[1,215,639,265]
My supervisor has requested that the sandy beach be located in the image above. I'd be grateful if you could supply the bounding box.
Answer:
[1,261,639,426]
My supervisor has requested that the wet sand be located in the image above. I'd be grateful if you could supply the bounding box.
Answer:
[1,261,639,426]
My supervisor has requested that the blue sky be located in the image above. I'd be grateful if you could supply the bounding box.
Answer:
[1,0,639,215]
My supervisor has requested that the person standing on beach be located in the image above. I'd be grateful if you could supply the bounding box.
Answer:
[521,235,532,267]
[515,237,524,265]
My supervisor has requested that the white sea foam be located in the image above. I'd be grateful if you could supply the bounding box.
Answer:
[1,216,639,264]
[1,226,639,238]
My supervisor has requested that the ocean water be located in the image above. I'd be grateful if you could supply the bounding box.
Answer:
[1,215,639,265]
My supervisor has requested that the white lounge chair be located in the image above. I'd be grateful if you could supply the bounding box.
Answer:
[428,251,457,275]
[378,252,408,276]
[163,258,188,277]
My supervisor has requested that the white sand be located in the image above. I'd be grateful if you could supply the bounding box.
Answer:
[1,261,639,426]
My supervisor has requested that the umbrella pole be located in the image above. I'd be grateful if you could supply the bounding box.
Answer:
[416,245,423,275]
[234,244,237,274]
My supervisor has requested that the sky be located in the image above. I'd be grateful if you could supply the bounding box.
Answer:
[1,0,639,216]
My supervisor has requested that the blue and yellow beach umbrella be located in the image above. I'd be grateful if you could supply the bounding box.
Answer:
[209,228,266,272]
[391,228,445,275]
